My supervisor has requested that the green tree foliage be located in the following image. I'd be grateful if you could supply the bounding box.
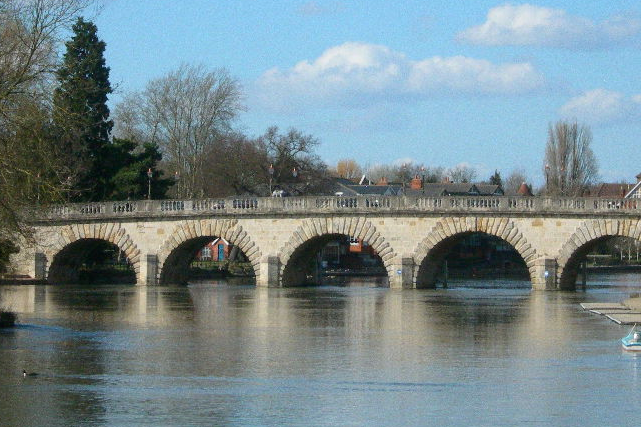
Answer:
[489,170,502,187]
[53,17,113,201]
[104,139,173,200]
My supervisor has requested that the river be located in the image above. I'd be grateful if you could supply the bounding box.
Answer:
[1,273,641,426]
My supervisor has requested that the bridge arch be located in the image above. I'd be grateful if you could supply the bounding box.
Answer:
[557,218,641,290]
[158,219,262,284]
[413,217,537,287]
[277,217,397,286]
[47,223,140,283]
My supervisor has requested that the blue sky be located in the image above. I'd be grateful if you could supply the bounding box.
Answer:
[94,0,641,185]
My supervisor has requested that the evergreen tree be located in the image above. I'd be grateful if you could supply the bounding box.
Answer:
[105,139,173,200]
[489,170,502,187]
[53,17,113,201]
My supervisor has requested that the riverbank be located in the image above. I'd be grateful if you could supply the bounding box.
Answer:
[0,275,43,285]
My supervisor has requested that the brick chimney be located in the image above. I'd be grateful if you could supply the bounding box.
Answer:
[377,176,388,186]
[410,175,422,189]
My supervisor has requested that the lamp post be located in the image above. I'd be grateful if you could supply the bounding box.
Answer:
[36,172,40,204]
[174,171,180,199]
[147,168,153,200]
[292,167,297,178]
[545,164,550,195]
[268,164,274,195]
[421,166,426,194]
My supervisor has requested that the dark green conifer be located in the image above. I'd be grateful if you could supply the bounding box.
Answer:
[53,17,113,201]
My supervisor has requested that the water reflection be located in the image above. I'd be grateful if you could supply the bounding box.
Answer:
[1,275,641,426]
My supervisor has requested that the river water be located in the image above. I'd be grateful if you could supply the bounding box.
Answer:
[1,273,641,426]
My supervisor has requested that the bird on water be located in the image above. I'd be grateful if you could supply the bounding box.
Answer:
[22,370,38,377]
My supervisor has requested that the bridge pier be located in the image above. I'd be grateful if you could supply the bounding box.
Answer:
[138,254,158,286]
[257,255,281,287]
[389,257,415,289]
[34,252,47,281]
[532,258,557,290]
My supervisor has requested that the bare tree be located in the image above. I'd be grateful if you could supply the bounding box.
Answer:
[0,0,92,251]
[544,120,598,196]
[200,133,268,197]
[335,159,362,180]
[366,164,395,183]
[0,0,91,105]
[114,64,244,198]
[505,169,529,194]
[422,166,445,183]
[259,126,327,192]
[448,164,477,183]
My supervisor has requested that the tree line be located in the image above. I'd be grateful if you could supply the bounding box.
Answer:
[330,119,599,197]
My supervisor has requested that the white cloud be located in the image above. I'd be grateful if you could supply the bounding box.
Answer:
[559,89,641,124]
[458,4,641,49]
[256,42,544,111]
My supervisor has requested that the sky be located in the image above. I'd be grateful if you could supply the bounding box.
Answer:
[92,0,641,185]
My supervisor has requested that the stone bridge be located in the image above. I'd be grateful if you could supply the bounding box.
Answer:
[8,195,641,290]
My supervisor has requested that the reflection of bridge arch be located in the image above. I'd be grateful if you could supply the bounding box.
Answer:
[557,218,641,290]
[47,223,140,283]
[413,217,537,287]
[277,218,397,286]
[158,219,262,284]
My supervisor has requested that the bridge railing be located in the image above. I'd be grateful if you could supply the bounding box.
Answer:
[36,195,641,220]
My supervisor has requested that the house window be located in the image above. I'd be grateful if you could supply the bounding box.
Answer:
[349,236,359,245]
[201,247,212,260]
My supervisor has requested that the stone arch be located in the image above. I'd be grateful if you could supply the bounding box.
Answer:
[556,218,641,289]
[412,216,538,287]
[157,219,262,283]
[277,217,397,286]
[47,222,140,282]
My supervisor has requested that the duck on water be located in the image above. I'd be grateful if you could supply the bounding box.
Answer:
[22,370,37,378]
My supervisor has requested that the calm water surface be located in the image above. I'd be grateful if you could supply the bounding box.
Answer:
[1,274,641,426]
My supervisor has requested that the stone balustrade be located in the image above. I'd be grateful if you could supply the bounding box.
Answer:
[35,195,641,222]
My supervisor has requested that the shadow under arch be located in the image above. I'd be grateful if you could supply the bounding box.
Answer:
[158,219,262,285]
[46,224,140,284]
[277,218,397,287]
[557,218,641,290]
[413,217,537,288]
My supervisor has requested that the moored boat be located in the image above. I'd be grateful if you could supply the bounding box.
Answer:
[621,325,641,351]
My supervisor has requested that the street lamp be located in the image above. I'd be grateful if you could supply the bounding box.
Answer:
[147,168,153,200]
[268,164,274,195]
[292,167,297,178]
[174,171,180,199]
[421,166,426,194]
[545,164,550,195]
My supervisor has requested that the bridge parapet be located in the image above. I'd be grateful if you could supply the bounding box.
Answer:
[35,196,641,222]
